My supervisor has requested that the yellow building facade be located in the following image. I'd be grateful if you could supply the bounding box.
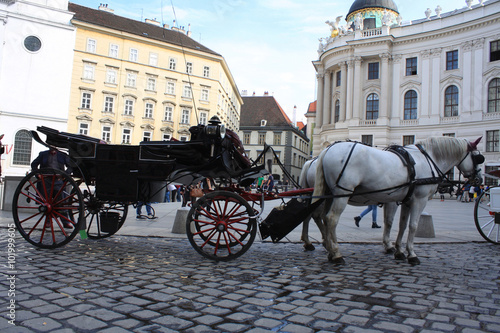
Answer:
[67,3,242,144]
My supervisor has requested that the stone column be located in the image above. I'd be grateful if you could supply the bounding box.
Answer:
[430,48,442,119]
[473,38,484,113]
[316,73,324,128]
[420,49,431,118]
[340,62,347,122]
[346,60,355,120]
[323,71,332,126]
[352,57,363,119]
[379,53,391,119]
[391,54,402,120]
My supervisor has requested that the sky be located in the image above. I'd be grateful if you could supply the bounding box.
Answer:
[69,0,470,124]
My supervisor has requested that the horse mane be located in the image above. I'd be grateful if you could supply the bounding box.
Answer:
[414,136,468,160]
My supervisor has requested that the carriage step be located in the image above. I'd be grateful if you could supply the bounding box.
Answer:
[416,213,435,238]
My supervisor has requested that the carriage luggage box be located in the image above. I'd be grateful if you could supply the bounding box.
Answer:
[99,212,121,233]
[95,145,139,201]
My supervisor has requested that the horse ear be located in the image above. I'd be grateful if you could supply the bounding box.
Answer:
[469,137,482,151]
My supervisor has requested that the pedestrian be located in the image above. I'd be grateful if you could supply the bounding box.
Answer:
[257,176,264,192]
[354,205,381,228]
[136,202,155,219]
[0,134,4,178]
[167,183,176,202]
[265,174,275,193]
[468,183,475,202]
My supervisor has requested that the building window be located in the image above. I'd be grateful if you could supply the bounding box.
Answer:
[109,44,118,58]
[361,135,373,147]
[166,81,175,95]
[488,78,500,113]
[183,84,192,98]
[163,133,171,141]
[81,92,92,109]
[486,130,499,152]
[199,112,208,125]
[485,166,499,186]
[13,130,32,165]
[143,131,151,142]
[83,64,95,80]
[336,71,341,87]
[144,102,154,118]
[446,50,458,70]
[273,133,281,145]
[334,100,340,122]
[273,151,281,165]
[258,133,266,145]
[149,52,158,66]
[186,62,193,74]
[164,105,173,121]
[368,62,379,80]
[124,99,134,115]
[203,66,210,78]
[444,85,459,117]
[243,133,250,145]
[366,93,379,120]
[443,133,455,137]
[490,40,500,62]
[147,77,156,91]
[24,36,42,52]
[201,88,209,101]
[104,96,114,113]
[404,90,418,120]
[129,48,138,62]
[106,68,117,84]
[86,38,96,53]
[126,72,137,87]
[403,135,415,146]
[406,57,417,76]
[181,109,190,124]
[180,136,188,142]
[102,126,111,142]
[122,128,131,144]
[169,58,176,70]
[79,123,89,135]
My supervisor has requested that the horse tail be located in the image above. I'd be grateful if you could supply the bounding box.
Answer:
[312,150,327,204]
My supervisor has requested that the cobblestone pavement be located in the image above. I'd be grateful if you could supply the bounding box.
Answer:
[1,231,500,333]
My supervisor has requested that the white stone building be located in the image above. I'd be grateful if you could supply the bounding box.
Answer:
[0,0,75,177]
[309,0,500,185]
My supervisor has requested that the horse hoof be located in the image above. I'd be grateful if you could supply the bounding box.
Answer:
[408,257,420,265]
[394,252,406,260]
[328,255,345,265]
[385,247,396,254]
[304,244,315,251]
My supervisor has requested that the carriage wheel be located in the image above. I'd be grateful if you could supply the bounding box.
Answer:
[82,190,128,239]
[474,186,500,244]
[186,191,257,261]
[12,168,84,249]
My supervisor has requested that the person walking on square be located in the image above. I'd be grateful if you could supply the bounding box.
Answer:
[354,205,381,228]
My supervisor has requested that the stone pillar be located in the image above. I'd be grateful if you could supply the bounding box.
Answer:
[323,71,332,126]
[430,48,442,119]
[352,57,363,120]
[316,73,324,128]
[346,60,355,120]
[472,38,484,113]
[391,54,402,120]
[420,49,431,118]
[340,62,347,122]
[379,53,391,119]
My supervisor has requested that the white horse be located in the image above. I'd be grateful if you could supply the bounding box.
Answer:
[299,158,326,250]
[312,137,484,265]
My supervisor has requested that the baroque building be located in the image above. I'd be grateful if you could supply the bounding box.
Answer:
[309,0,500,185]
[67,3,242,144]
[239,94,309,185]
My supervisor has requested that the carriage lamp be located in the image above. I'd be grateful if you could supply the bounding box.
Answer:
[205,116,226,140]
[490,187,500,213]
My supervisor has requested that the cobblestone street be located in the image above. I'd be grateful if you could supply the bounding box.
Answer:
[1,231,500,333]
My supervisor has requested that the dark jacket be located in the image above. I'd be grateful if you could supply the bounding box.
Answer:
[31,150,72,173]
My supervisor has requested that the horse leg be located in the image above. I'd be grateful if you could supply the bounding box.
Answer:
[323,198,348,265]
[301,216,315,251]
[394,204,410,261]
[406,202,427,265]
[382,203,398,254]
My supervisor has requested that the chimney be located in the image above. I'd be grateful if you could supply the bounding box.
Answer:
[241,90,248,96]
[187,24,192,37]
[98,3,114,13]
[264,91,269,96]
[293,105,297,127]
[145,18,161,26]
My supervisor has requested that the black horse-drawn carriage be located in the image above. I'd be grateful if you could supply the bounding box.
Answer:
[11,117,316,260]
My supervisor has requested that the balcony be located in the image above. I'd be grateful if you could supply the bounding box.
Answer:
[483,111,500,120]
[399,119,419,126]
[359,119,377,126]
[440,116,459,124]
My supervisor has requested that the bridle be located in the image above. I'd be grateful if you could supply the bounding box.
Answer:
[457,141,485,185]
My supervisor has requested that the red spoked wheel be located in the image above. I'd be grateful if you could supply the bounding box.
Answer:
[186,190,257,261]
[12,168,84,249]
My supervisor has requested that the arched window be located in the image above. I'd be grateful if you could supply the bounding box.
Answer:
[488,78,500,113]
[404,90,417,120]
[13,130,32,165]
[444,85,459,117]
[366,93,379,120]
[334,99,340,122]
